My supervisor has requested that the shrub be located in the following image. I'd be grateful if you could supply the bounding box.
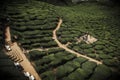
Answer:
[104,48,114,53]
[63,54,76,61]
[84,48,94,54]
[56,65,74,78]
[66,61,80,69]
[22,45,32,49]
[43,54,55,61]
[47,48,64,54]
[29,50,46,61]
[87,53,96,58]
[89,65,111,80]
[97,50,104,54]
[107,46,116,52]
[80,44,92,49]
[47,41,58,47]
[73,57,88,65]
[72,46,81,52]
[54,52,69,58]
[40,71,55,80]
[49,59,62,67]
[82,61,97,76]
[61,77,70,80]
[67,68,86,80]
[103,59,119,67]
[94,45,104,50]
[37,64,49,74]
[95,41,106,45]
[98,54,112,59]
[12,26,27,31]
[35,58,51,66]
[14,21,26,26]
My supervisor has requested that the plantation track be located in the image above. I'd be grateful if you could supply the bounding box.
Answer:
[53,18,102,65]
[27,47,59,53]
[6,42,41,80]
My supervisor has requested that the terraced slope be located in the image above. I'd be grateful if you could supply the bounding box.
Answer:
[56,2,120,71]
[5,2,58,50]
[28,49,113,80]
[0,1,120,80]
[53,18,102,64]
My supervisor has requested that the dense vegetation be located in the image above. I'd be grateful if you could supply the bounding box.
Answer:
[56,1,120,70]
[28,49,117,80]
[0,0,120,80]
[4,1,59,49]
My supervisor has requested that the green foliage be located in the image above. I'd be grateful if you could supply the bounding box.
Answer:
[103,59,119,67]
[80,44,92,49]
[56,65,74,78]
[29,50,46,61]
[40,71,55,80]
[87,53,96,58]
[47,48,65,54]
[73,57,88,64]
[35,54,55,66]
[67,68,87,80]
[104,46,116,53]
[89,65,111,80]
[65,60,80,69]
[94,41,106,45]
[98,54,112,59]
[94,45,104,50]
[84,48,94,53]
[82,61,97,76]
[72,46,81,52]
[63,54,76,60]
[4,1,120,80]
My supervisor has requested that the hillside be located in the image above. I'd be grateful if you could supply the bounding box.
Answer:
[0,0,120,80]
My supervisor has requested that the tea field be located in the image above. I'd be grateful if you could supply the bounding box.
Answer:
[0,0,120,80]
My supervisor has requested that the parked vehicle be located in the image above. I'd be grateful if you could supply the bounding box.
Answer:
[23,71,30,77]
[29,75,35,80]
[14,62,24,71]
[23,71,35,80]
[5,44,12,51]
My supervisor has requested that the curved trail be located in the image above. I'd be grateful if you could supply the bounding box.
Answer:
[53,18,102,65]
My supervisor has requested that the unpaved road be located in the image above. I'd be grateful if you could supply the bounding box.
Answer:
[53,18,102,65]
[6,42,41,80]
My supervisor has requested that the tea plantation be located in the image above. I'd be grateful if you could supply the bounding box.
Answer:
[0,0,120,80]
[28,48,116,80]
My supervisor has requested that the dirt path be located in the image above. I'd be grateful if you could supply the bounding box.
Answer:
[53,18,102,65]
[4,26,11,42]
[27,47,59,53]
[7,42,41,80]
[4,22,41,80]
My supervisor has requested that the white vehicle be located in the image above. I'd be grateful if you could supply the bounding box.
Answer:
[29,75,35,80]
[14,62,20,66]
[14,62,24,71]
[23,71,30,77]
[5,44,12,51]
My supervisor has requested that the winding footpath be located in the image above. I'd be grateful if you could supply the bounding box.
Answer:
[53,18,102,65]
